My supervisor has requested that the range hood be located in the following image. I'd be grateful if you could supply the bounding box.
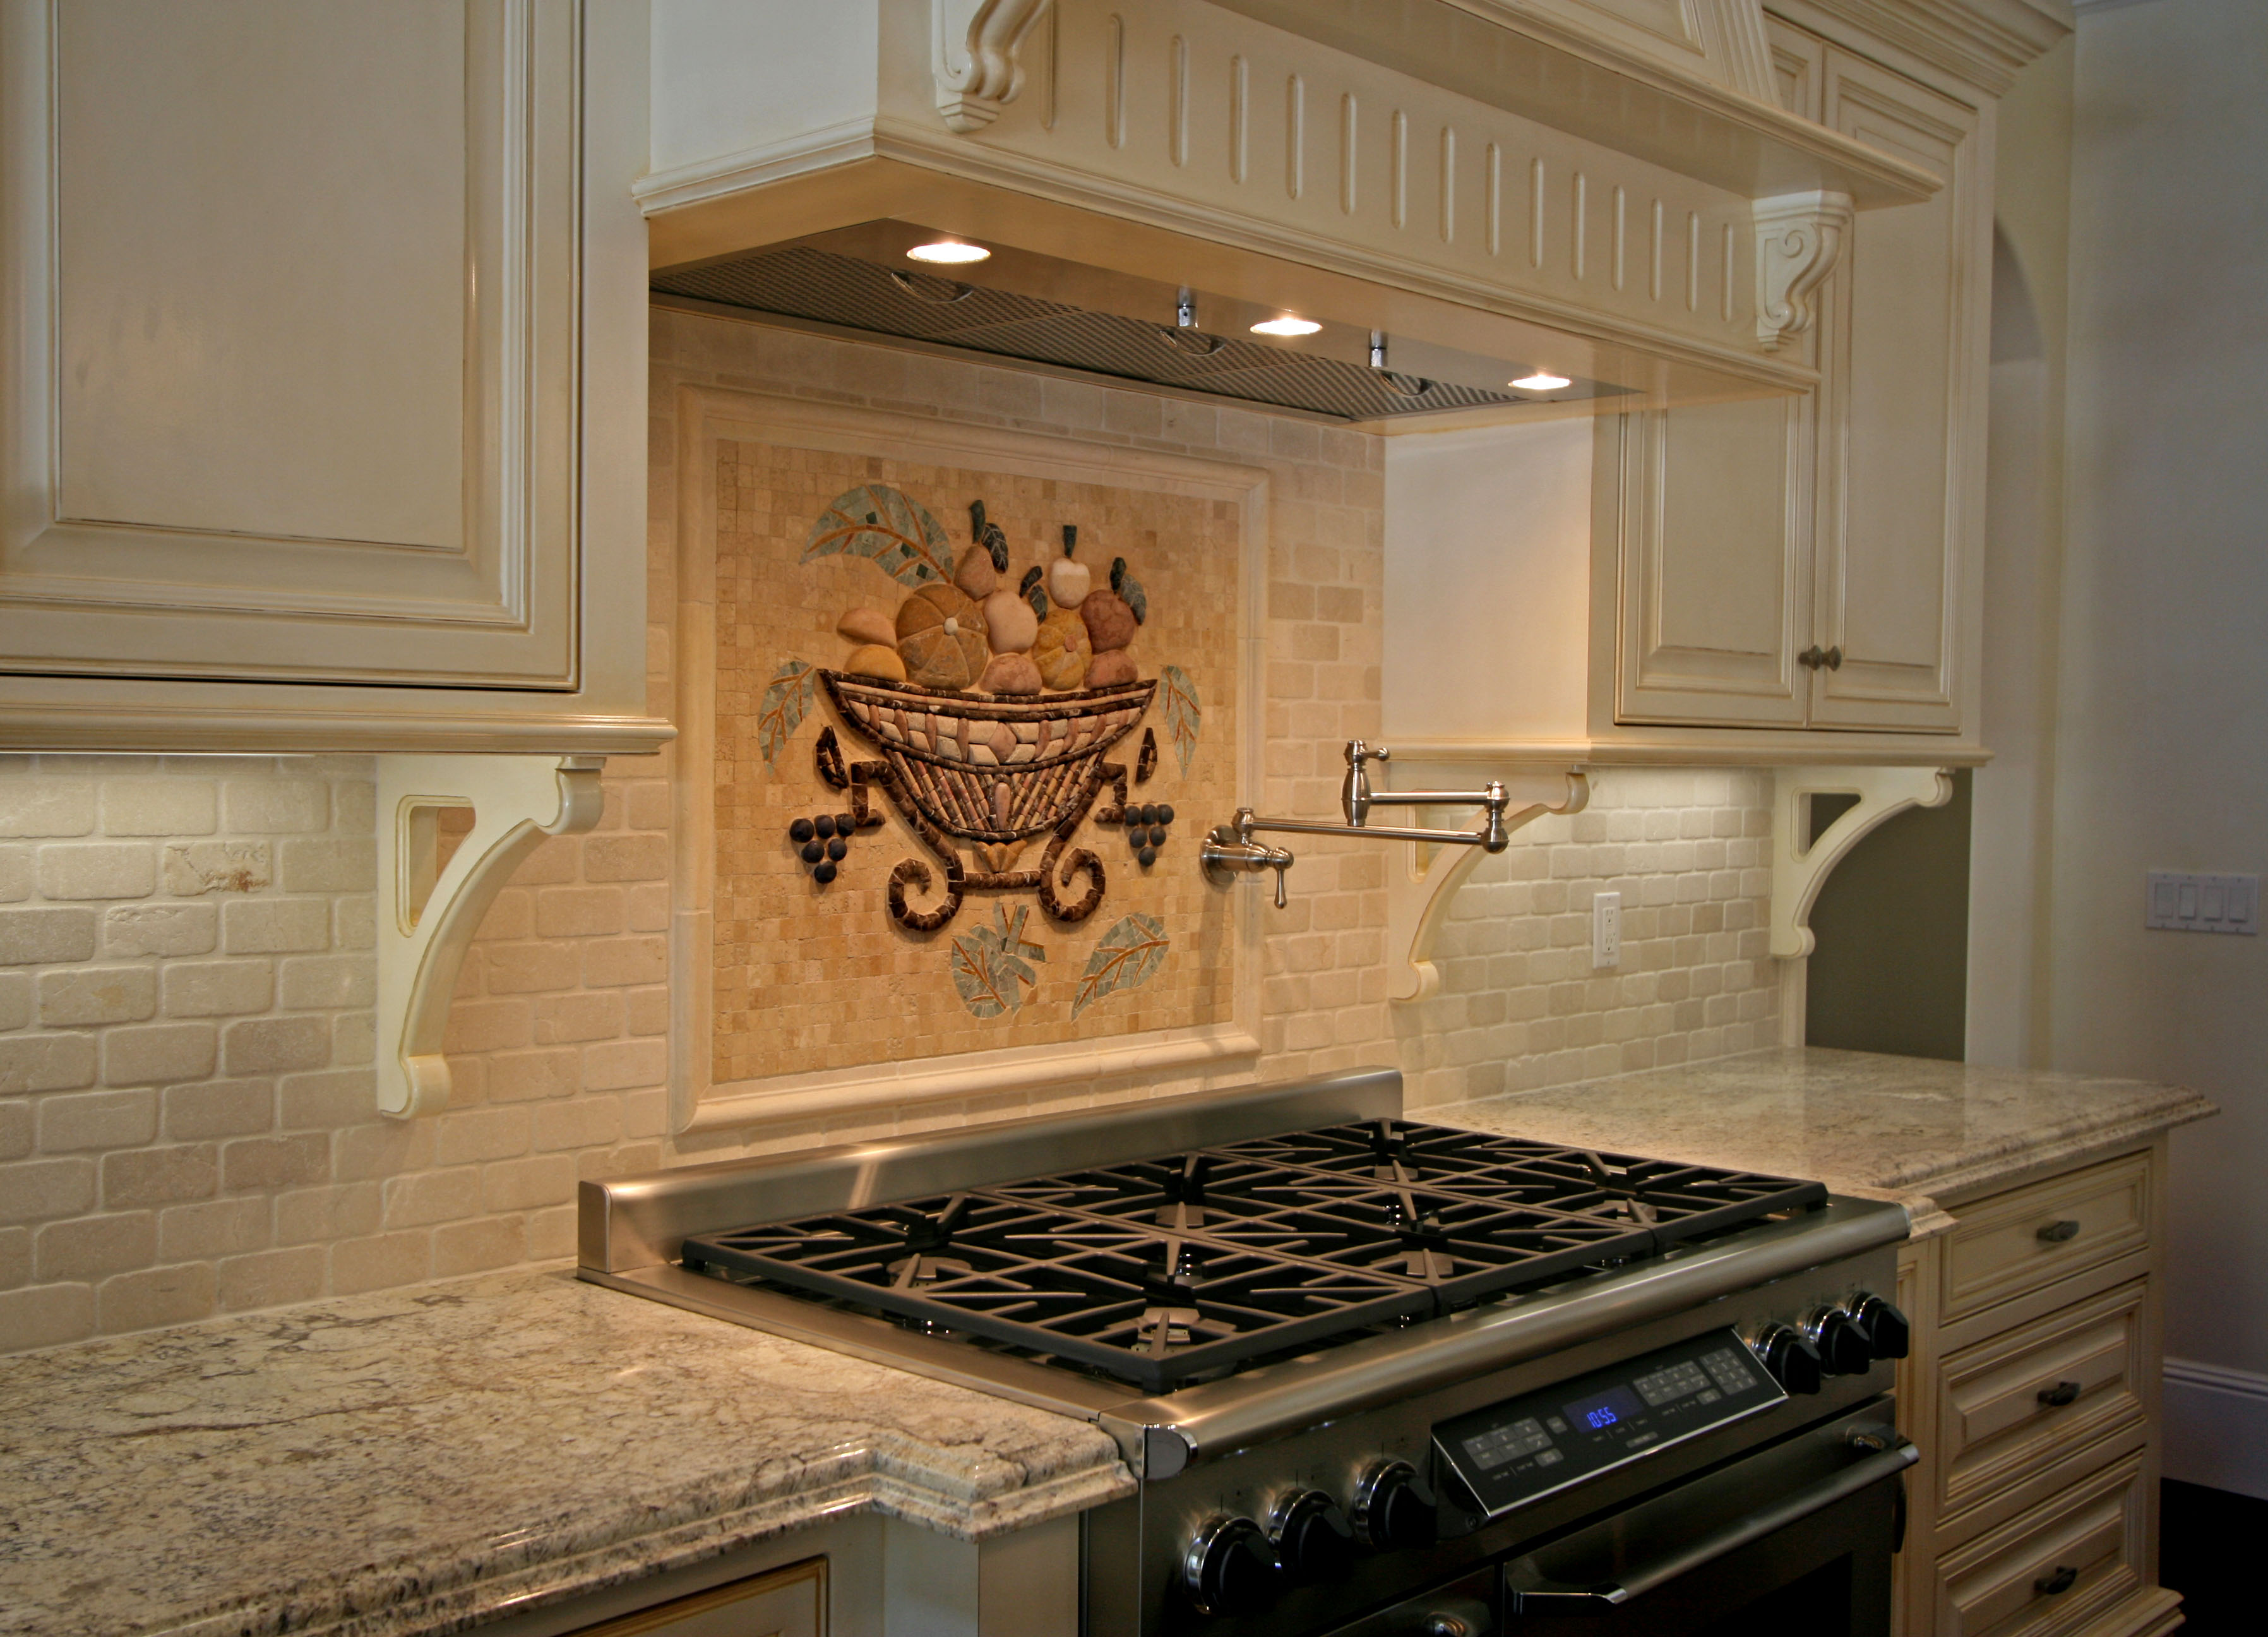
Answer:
[642,0,1941,429]
[655,220,1630,424]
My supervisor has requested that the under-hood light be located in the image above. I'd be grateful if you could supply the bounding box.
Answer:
[906,240,991,265]
[1251,315,1323,337]
[1512,372,1572,392]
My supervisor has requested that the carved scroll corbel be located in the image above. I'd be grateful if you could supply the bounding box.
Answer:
[1386,767,1589,1004]
[1754,190,1853,351]
[1769,764,1954,960]
[933,0,1053,133]
[375,755,606,1118]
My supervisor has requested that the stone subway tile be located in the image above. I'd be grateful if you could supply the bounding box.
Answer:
[0,906,99,966]
[95,1262,217,1334]
[38,966,158,1028]
[104,902,218,958]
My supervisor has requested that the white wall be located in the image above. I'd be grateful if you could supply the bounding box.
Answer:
[1381,419,1593,745]
[2053,0,2268,1496]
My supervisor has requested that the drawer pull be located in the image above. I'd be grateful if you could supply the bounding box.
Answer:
[2036,1380,2082,1408]
[2036,1219,2082,1244]
[2034,1566,2079,1597]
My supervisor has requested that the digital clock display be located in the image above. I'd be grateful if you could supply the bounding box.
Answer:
[1561,1384,1644,1432]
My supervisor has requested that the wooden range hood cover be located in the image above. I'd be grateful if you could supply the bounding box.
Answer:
[639,0,1945,429]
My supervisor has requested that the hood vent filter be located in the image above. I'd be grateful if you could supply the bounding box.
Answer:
[654,246,1528,423]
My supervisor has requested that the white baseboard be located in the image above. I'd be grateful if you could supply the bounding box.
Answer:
[2163,1357,2268,1500]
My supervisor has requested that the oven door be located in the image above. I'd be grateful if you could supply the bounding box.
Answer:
[1329,1405,1914,1637]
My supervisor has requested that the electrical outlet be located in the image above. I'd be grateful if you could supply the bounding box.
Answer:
[1592,890,1622,968]
[2145,871,2259,935]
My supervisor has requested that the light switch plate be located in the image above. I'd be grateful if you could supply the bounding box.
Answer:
[2145,870,2258,935]
[1592,890,1622,968]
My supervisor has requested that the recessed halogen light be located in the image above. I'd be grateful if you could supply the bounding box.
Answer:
[905,241,991,265]
[1512,371,1572,392]
[1251,315,1323,337]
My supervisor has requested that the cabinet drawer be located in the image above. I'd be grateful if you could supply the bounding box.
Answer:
[1933,1450,2146,1637]
[1937,1282,2147,1521]
[1941,1154,2150,1324]
[565,1557,825,1637]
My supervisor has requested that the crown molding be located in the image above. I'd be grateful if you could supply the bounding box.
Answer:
[1767,0,2073,93]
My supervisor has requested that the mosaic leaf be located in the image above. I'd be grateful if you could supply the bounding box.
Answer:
[804,484,955,587]
[1072,914,1169,1018]
[950,904,1046,1019]
[1109,557,1149,625]
[756,659,818,768]
[1160,665,1202,777]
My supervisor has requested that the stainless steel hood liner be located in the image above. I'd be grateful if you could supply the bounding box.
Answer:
[653,246,1537,423]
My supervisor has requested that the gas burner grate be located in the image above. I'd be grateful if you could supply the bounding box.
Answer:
[679,1120,1825,1393]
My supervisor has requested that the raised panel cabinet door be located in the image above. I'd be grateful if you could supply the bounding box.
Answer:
[1808,52,1982,731]
[1610,396,1813,728]
[565,1557,824,1637]
[0,0,580,688]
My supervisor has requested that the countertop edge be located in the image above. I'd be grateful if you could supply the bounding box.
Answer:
[1880,1090,2220,1208]
[146,1442,1134,1637]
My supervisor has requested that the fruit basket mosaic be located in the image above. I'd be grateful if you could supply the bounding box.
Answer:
[710,439,1238,1082]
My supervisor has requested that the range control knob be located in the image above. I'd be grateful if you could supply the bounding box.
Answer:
[1353,1460,1439,1552]
[1268,1489,1356,1585]
[1805,1306,1873,1376]
[1183,1515,1281,1618]
[1847,1293,1911,1360]
[1750,1322,1825,1394]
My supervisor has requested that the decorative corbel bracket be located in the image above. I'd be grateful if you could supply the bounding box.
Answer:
[1387,766,1590,1004]
[1769,764,1954,959]
[375,755,606,1118]
[1755,189,1853,352]
[933,0,1053,133]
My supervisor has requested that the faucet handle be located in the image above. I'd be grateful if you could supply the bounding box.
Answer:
[1342,740,1390,827]
[1266,848,1292,909]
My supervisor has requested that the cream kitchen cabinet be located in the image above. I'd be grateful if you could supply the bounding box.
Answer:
[0,0,665,754]
[1610,22,1984,737]
[1384,1,2036,766]
[1894,1146,2183,1637]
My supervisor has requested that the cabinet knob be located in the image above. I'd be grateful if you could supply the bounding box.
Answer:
[2034,1566,2079,1597]
[2036,1380,2082,1408]
[1823,645,1844,670]
[2037,1218,2082,1244]
[1798,645,1825,669]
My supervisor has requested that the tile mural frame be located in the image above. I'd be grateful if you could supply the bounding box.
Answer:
[669,385,1266,1135]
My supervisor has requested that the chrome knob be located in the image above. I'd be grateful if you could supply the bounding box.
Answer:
[1268,1488,1355,1585]
[1749,1322,1824,1394]
[1183,1514,1280,1617]
[1804,1306,1872,1376]
[1352,1460,1438,1552]
[1846,1293,1911,1360]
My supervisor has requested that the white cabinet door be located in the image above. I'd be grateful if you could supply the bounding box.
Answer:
[0,0,580,689]
[1609,396,1813,728]
[1808,51,1981,732]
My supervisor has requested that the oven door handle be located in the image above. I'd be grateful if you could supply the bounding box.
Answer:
[1505,1437,1919,1616]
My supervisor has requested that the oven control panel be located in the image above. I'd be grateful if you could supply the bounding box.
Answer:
[1432,1327,1786,1522]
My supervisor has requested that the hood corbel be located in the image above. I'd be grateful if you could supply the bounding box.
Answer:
[1754,191,1855,352]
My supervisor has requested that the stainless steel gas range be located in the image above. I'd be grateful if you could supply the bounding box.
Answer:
[580,1070,1916,1637]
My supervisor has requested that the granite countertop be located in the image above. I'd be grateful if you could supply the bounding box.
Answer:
[1418,1046,2216,1232]
[0,1266,1131,1637]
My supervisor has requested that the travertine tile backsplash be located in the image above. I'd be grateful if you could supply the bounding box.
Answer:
[0,313,1774,1354]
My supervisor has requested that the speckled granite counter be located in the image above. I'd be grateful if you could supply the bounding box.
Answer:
[1418,1046,2216,1233]
[0,1265,1131,1637]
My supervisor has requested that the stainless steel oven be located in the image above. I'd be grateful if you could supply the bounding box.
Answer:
[1329,1400,1911,1637]
[580,1070,1916,1637]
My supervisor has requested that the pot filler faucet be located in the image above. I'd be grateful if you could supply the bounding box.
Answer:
[1200,740,1514,908]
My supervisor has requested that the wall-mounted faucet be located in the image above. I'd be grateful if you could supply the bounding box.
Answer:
[1200,740,1517,908]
